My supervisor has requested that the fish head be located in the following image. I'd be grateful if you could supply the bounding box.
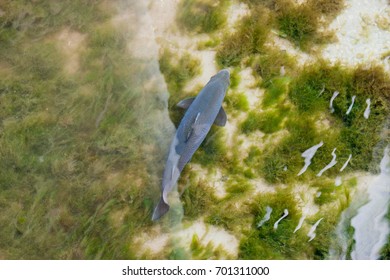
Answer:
[216,69,230,82]
[207,69,230,97]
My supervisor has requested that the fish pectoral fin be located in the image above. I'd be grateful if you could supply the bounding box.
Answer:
[176,97,196,109]
[214,106,227,126]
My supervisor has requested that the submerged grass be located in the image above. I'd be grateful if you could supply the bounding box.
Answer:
[176,0,229,34]
[239,189,308,259]
[216,6,273,67]
[1,0,388,261]
[0,0,170,259]
[158,48,201,127]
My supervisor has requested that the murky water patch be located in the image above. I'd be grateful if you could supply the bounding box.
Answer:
[330,147,390,259]
[350,146,390,259]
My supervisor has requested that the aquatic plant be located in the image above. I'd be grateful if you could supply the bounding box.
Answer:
[181,177,217,220]
[158,49,201,126]
[216,6,273,67]
[176,0,229,34]
[252,47,297,86]
[239,190,308,259]
[225,91,250,113]
[307,0,345,18]
[276,1,318,48]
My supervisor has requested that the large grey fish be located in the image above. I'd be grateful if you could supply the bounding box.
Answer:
[152,69,230,220]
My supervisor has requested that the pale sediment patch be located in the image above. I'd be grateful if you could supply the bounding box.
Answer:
[176,220,239,257]
[268,35,313,66]
[252,178,276,195]
[236,68,264,109]
[237,129,265,159]
[148,0,179,37]
[189,165,227,199]
[223,117,238,149]
[316,116,331,131]
[226,1,250,29]
[223,112,265,161]
[322,0,390,67]
[184,50,218,92]
[209,168,227,199]
[133,225,169,257]
[293,184,320,217]
[55,28,86,75]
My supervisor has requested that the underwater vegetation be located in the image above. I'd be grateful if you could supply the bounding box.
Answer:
[240,0,344,49]
[0,0,170,259]
[176,0,230,34]
[0,0,389,260]
[216,5,273,67]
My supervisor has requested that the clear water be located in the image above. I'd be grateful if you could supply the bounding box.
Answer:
[0,0,389,260]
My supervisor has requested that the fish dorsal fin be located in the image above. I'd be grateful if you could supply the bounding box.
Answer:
[186,112,200,141]
[214,106,227,126]
[176,97,196,109]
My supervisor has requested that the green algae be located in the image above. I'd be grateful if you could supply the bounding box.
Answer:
[252,47,297,86]
[177,0,229,34]
[225,91,250,113]
[0,0,168,259]
[181,176,218,220]
[239,189,308,259]
[275,1,321,49]
[216,6,273,67]
[1,0,388,261]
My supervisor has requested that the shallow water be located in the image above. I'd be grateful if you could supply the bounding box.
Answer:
[0,0,389,260]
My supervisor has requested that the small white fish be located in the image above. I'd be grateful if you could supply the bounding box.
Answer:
[308,218,324,242]
[364,98,371,119]
[330,91,339,113]
[316,191,322,197]
[317,148,337,177]
[298,141,324,176]
[346,95,356,115]
[318,84,325,96]
[257,206,273,228]
[274,209,289,230]
[294,215,306,233]
[340,154,352,172]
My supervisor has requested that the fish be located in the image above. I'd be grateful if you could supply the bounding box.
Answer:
[152,69,230,221]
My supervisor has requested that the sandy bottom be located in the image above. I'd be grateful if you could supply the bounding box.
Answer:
[322,0,390,67]
[55,28,86,75]
[136,219,239,258]
[139,0,390,258]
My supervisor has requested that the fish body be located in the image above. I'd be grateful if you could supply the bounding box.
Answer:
[152,69,230,220]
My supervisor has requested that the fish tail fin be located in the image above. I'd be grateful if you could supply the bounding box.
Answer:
[152,197,170,221]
